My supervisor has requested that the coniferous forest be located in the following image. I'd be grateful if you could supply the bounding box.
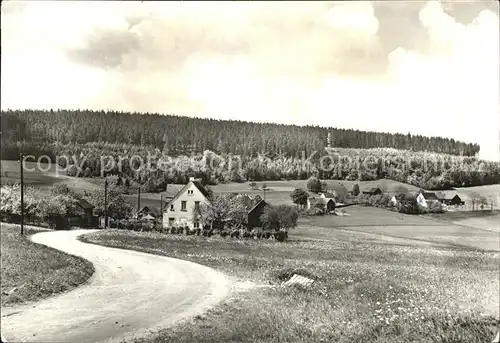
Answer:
[1,109,499,192]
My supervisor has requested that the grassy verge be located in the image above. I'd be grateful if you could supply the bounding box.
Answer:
[1,223,94,306]
[80,229,500,343]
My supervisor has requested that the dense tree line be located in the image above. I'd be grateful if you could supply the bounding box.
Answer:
[1,109,480,157]
[1,140,499,191]
[2,110,497,191]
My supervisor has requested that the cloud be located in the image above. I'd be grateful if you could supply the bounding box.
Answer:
[1,1,499,161]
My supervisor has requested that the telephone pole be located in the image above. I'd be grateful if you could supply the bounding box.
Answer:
[20,153,24,235]
[137,186,141,213]
[104,179,108,229]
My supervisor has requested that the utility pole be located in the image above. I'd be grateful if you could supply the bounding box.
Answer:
[104,179,108,229]
[20,152,24,235]
[137,186,141,213]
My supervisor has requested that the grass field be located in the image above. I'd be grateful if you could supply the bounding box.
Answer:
[424,210,500,234]
[296,206,500,252]
[80,227,500,343]
[0,160,62,186]
[0,223,94,306]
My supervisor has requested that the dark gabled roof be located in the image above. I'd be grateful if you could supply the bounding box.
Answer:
[248,199,270,214]
[369,187,382,192]
[139,205,161,217]
[437,192,461,200]
[77,198,94,209]
[421,192,438,199]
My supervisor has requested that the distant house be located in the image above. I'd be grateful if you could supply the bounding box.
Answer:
[416,193,427,207]
[137,206,161,220]
[307,197,324,210]
[421,192,438,201]
[324,198,336,212]
[247,199,271,230]
[320,192,336,201]
[363,187,382,196]
[73,198,94,227]
[436,192,464,205]
[390,195,398,206]
[163,177,211,229]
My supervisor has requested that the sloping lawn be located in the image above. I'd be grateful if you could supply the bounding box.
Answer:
[1,223,94,306]
[80,230,500,343]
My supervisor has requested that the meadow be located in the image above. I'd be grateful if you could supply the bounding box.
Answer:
[296,206,500,252]
[80,224,500,343]
[0,223,94,306]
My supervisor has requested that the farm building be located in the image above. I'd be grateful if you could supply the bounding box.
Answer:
[163,177,211,229]
[363,187,382,195]
[324,198,336,212]
[307,197,323,210]
[436,192,464,205]
[247,199,271,229]
[416,193,427,207]
[307,197,335,212]
[421,192,438,201]
[137,206,161,220]
[390,195,398,206]
[72,198,95,227]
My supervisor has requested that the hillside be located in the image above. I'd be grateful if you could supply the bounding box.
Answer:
[1,109,480,158]
[1,110,498,192]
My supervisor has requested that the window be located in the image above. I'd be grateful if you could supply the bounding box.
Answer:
[170,204,174,211]
[194,221,200,228]
[187,189,194,195]
[168,218,175,226]
[181,201,187,211]
[194,201,200,211]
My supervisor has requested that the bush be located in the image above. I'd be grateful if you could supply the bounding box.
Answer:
[275,230,287,242]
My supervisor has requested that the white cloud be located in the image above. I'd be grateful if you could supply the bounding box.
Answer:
[1,1,498,161]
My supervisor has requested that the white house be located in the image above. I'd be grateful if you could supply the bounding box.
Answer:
[390,195,398,206]
[162,177,211,229]
[416,193,427,207]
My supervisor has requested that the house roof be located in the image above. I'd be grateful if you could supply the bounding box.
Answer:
[308,198,324,205]
[322,192,336,198]
[139,205,161,217]
[369,187,381,192]
[77,198,94,210]
[164,184,186,198]
[421,192,438,199]
[436,192,461,200]
[248,199,270,214]
[164,180,210,209]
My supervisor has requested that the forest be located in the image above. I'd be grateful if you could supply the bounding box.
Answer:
[1,109,480,157]
[1,110,498,192]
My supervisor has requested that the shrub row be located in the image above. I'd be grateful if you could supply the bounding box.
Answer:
[158,226,289,242]
[111,220,289,242]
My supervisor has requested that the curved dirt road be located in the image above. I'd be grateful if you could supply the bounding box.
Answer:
[1,229,231,343]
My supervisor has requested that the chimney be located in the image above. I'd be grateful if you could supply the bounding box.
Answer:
[189,177,195,182]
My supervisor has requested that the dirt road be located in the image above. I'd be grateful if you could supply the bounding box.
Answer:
[1,230,231,343]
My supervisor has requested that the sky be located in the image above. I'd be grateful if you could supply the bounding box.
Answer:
[1,1,499,161]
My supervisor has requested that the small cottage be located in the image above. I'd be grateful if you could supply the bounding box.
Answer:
[416,193,427,207]
[247,199,271,230]
[436,192,464,205]
[137,206,161,220]
[390,195,398,206]
[421,192,438,201]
